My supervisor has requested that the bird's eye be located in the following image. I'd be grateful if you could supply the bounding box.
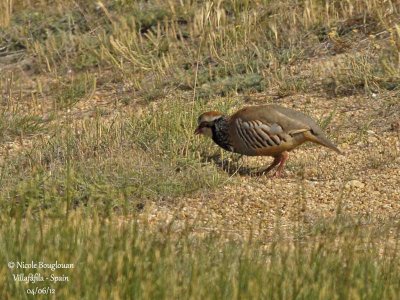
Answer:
[200,121,211,128]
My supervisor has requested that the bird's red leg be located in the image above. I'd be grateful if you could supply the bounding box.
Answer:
[272,151,289,177]
[253,151,289,177]
[255,155,281,175]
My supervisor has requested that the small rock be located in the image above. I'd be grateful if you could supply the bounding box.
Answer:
[345,180,365,189]
[340,142,349,149]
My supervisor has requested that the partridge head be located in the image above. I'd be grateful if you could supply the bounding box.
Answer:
[195,104,341,177]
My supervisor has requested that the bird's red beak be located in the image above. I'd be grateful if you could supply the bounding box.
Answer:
[194,126,201,135]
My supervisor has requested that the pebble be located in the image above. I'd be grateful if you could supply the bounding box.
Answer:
[368,136,378,143]
[345,180,365,189]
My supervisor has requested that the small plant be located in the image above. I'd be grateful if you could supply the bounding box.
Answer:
[55,73,96,109]
[0,113,48,142]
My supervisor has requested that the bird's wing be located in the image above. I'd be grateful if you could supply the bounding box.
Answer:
[267,105,341,153]
[230,105,341,154]
[233,117,294,150]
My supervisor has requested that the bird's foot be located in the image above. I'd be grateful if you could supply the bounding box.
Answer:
[271,170,286,178]
[251,152,289,178]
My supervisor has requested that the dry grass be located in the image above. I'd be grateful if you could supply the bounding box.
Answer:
[0,0,400,298]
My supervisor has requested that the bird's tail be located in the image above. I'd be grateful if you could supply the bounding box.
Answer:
[304,131,342,154]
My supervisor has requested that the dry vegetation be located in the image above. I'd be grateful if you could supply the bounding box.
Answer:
[1,0,400,298]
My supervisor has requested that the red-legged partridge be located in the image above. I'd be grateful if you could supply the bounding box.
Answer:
[195,104,341,177]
